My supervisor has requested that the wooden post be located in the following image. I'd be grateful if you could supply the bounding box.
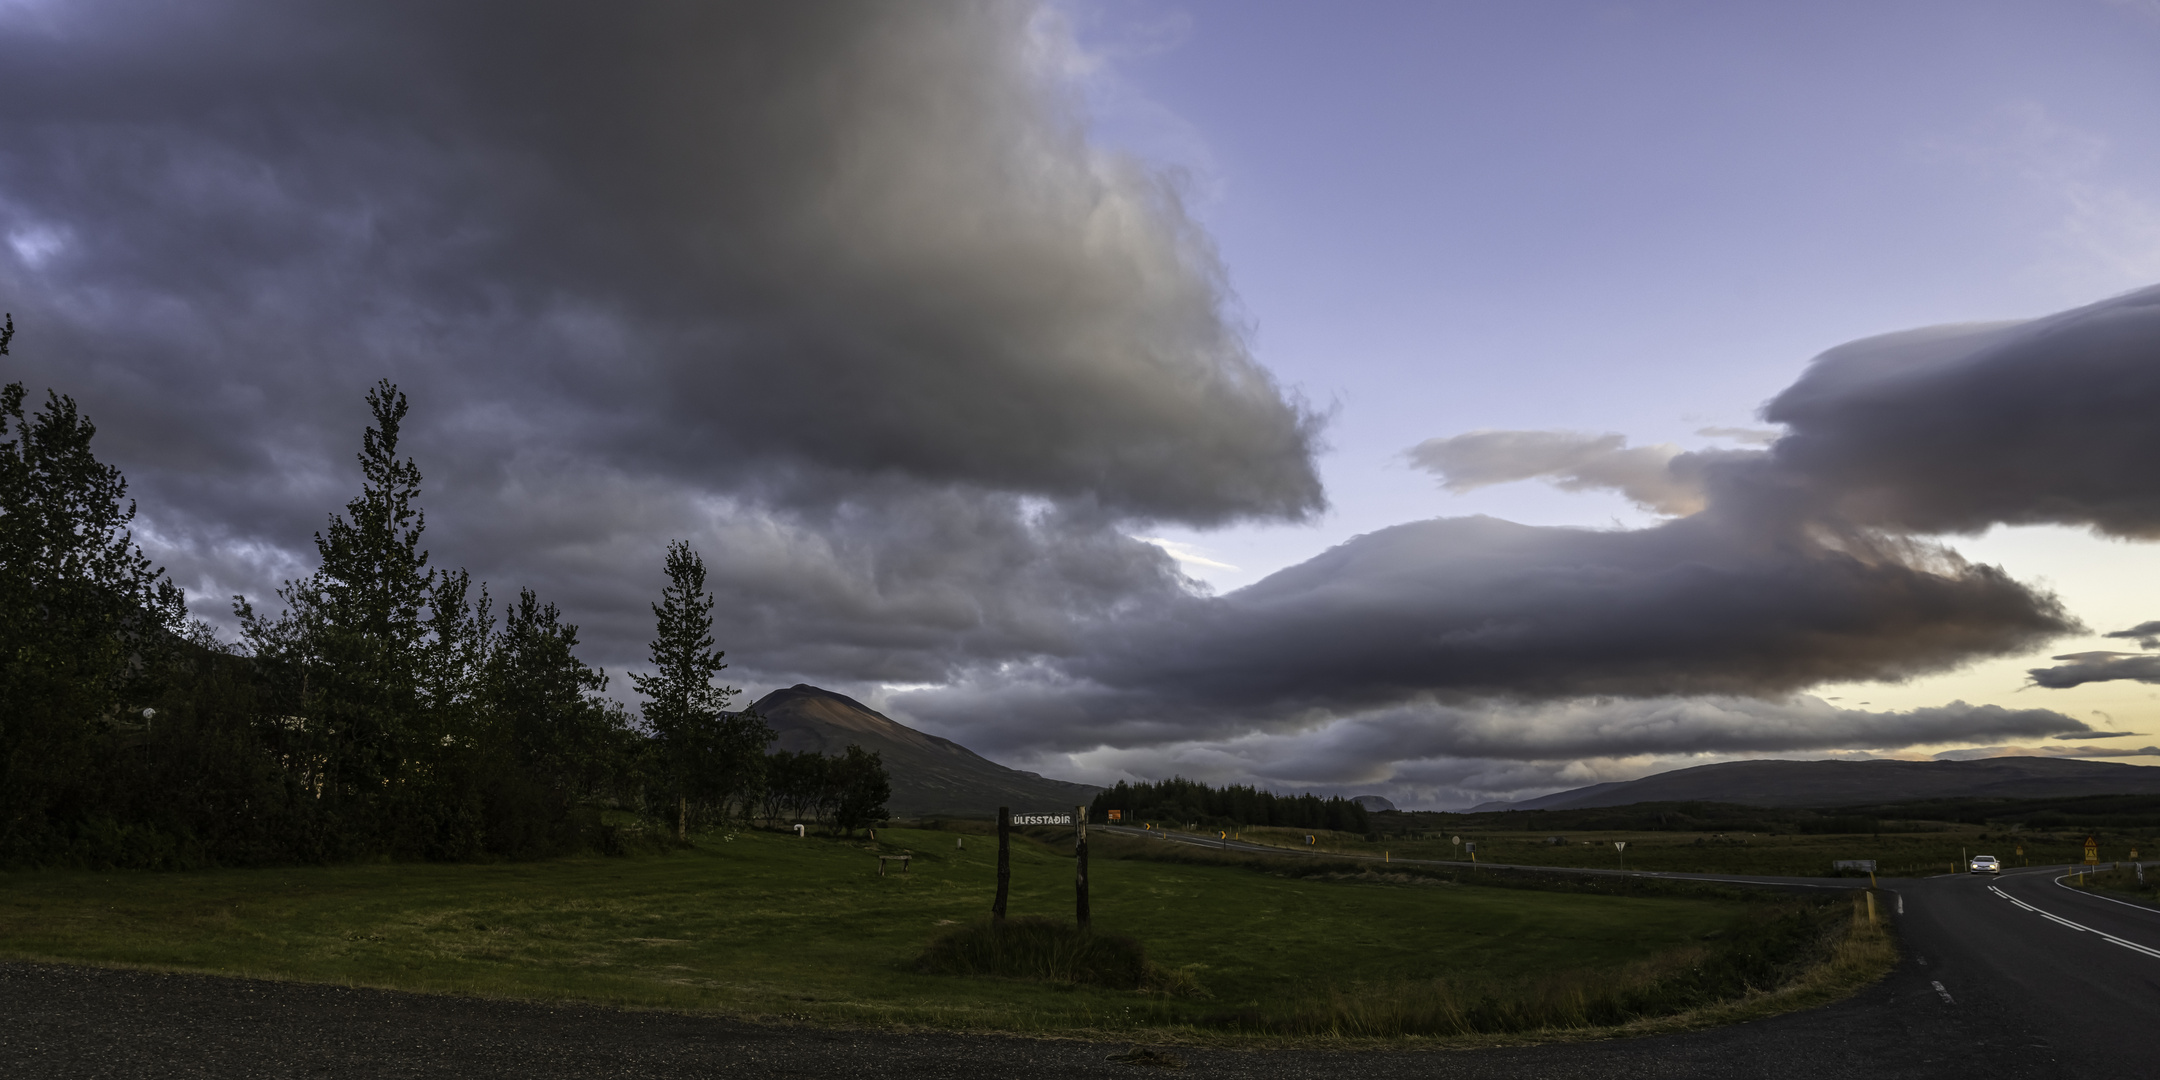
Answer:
[677,797,687,842]
[994,806,1010,922]
[1075,804,1091,931]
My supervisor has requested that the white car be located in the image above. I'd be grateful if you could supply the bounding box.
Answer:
[1969,855,2000,874]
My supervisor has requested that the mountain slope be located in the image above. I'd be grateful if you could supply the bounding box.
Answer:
[1502,757,2160,811]
[752,685,1100,818]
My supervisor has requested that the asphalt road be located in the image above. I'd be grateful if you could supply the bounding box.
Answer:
[8,862,2160,1078]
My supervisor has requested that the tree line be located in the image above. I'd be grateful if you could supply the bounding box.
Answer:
[1091,777,1372,834]
[1,327,886,867]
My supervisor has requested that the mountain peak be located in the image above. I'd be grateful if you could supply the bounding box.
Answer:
[752,685,1099,817]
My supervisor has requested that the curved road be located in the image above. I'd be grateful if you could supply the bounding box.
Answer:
[8,857,2160,1078]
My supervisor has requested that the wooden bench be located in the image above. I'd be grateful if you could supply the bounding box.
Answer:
[877,854,911,877]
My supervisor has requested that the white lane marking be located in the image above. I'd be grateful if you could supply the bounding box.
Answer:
[1930,980,1955,1004]
[1990,884,2160,960]
[2051,872,2160,919]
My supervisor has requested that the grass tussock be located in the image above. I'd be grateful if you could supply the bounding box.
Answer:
[1212,892,1893,1039]
[916,916,1201,996]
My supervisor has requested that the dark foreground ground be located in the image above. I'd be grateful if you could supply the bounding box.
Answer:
[7,868,2156,1079]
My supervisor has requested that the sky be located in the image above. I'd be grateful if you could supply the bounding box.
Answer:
[5,1,2160,808]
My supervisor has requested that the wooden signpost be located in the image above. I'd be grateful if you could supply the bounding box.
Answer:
[991,806,1094,930]
[1075,805,1090,930]
[994,806,1011,922]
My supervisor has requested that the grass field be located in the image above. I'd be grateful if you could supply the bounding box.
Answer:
[1223,823,2153,878]
[0,824,1874,1041]
[2067,863,2160,909]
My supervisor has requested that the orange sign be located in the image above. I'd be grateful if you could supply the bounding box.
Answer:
[1107,809,1122,821]
[2085,837,2099,865]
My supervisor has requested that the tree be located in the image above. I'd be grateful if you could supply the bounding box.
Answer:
[236,380,445,851]
[827,744,891,836]
[631,541,772,823]
[1,313,189,857]
[487,587,625,799]
[760,749,827,828]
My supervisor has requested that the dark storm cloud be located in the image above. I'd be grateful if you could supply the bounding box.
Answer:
[1762,284,2160,537]
[2104,620,2160,649]
[2028,652,2160,689]
[1072,513,2072,713]
[0,0,1316,675]
[0,1,1322,523]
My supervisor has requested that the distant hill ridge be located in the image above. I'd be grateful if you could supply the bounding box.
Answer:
[752,684,1099,818]
[1471,757,2160,812]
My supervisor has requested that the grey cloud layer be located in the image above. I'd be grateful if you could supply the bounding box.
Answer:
[893,688,2091,808]
[1405,430,1706,515]
[885,509,2074,762]
[2027,618,2160,688]
[1412,285,2160,543]
[2,2,2148,793]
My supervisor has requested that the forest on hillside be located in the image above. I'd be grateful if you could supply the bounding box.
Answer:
[1091,777,1371,834]
[1,320,886,868]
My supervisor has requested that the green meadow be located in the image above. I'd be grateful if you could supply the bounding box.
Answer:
[0,824,1879,1040]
